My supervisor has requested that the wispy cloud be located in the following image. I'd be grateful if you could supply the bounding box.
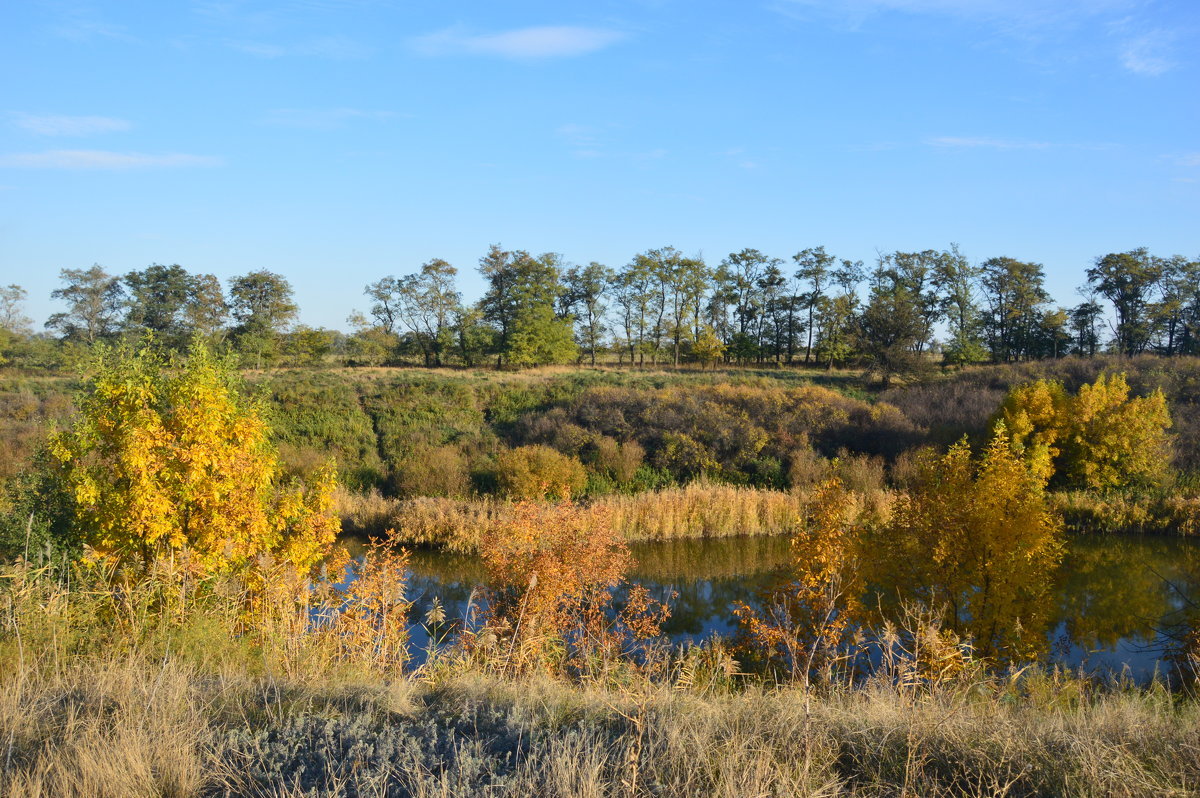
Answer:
[1176,153,1200,168]
[226,35,373,59]
[773,0,1183,79]
[12,113,132,137]
[1118,29,1175,76]
[411,26,626,59]
[557,123,602,148]
[260,108,399,129]
[51,8,135,43]
[928,136,1051,149]
[0,151,223,169]
[773,0,1134,29]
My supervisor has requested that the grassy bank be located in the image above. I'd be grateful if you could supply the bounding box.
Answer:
[3,653,1198,797]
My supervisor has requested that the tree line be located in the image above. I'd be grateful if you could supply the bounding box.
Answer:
[2,244,1198,374]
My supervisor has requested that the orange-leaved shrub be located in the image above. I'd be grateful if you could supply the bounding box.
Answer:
[473,497,667,672]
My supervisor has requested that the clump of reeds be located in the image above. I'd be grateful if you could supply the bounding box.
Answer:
[344,481,897,551]
[1052,490,1200,536]
[602,481,804,541]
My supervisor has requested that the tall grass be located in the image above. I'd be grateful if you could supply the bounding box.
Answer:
[337,482,896,549]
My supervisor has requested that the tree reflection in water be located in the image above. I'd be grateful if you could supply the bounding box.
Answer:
[347,532,1199,678]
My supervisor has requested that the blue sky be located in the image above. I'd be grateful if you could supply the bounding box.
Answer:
[2,0,1197,330]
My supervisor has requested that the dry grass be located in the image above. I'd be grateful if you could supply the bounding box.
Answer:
[1052,490,1200,536]
[339,482,897,550]
[2,654,1198,797]
[0,656,208,798]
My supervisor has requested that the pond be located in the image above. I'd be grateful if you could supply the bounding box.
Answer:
[349,533,1200,679]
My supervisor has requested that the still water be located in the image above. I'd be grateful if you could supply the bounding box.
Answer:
[369,533,1200,678]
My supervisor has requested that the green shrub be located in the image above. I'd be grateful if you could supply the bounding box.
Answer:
[394,445,471,498]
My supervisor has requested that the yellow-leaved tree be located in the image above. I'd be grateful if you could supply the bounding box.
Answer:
[992,372,1171,491]
[734,477,865,680]
[48,341,339,577]
[867,431,1063,660]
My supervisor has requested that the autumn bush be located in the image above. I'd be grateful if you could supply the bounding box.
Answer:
[469,498,667,673]
[786,440,829,490]
[993,372,1172,490]
[583,434,645,484]
[393,443,471,498]
[495,444,587,500]
[47,342,340,578]
[865,431,1064,661]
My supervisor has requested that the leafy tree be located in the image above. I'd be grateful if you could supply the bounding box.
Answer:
[284,325,336,366]
[185,273,229,343]
[875,250,944,353]
[451,305,493,367]
[813,259,864,370]
[611,252,659,365]
[814,295,856,370]
[124,263,226,350]
[478,246,576,367]
[721,248,780,344]
[47,342,339,576]
[993,373,1172,491]
[933,244,987,367]
[1153,255,1200,355]
[1087,248,1161,356]
[979,257,1051,362]
[395,259,460,366]
[636,248,677,365]
[647,248,708,367]
[793,246,834,364]
[691,325,726,369]
[675,255,711,362]
[757,260,789,363]
[857,268,928,387]
[562,262,611,366]
[364,277,402,336]
[46,265,125,343]
[1070,294,1104,356]
[868,432,1063,660]
[506,303,577,367]
[0,285,33,366]
[1037,307,1072,359]
[726,332,759,364]
[229,270,298,368]
[0,284,32,334]
[344,311,394,366]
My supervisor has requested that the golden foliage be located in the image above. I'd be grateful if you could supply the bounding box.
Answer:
[868,431,1063,660]
[49,342,339,577]
[734,478,864,680]
[993,372,1172,490]
[495,444,587,500]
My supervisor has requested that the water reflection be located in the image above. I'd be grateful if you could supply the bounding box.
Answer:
[351,533,1200,678]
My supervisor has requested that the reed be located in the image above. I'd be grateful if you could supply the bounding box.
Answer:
[338,482,899,550]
